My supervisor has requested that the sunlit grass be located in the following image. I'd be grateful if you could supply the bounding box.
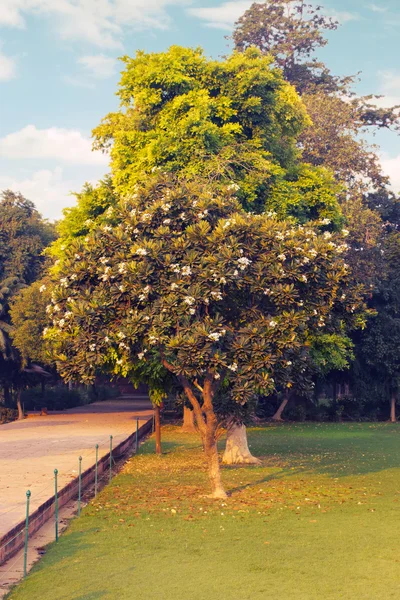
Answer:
[7,423,400,600]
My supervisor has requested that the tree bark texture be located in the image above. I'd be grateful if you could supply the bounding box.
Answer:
[155,405,162,454]
[272,394,290,422]
[222,421,261,465]
[16,389,24,420]
[3,382,11,406]
[390,393,396,423]
[182,406,197,432]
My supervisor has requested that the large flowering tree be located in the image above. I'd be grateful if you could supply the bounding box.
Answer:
[47,175,365,497]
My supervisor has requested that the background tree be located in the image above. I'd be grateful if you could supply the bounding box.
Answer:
[0,190,55,415]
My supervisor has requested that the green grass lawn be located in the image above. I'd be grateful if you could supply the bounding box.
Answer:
[7,423,400,600]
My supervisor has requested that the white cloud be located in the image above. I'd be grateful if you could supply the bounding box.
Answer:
[0,168,77,220]
[373,70,400,108]
[78,55,118,79]
[368,3,388,13]
[61,75,95,90]
[188,1,252,30]
[327,10,360,24]
[0,49,16,81]
[189,1,358,30]
[0,0,189,48]
[381,154,400,193]
[0,125,108,165]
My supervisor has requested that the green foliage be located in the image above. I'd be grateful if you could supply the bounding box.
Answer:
[92,45,344,221]
[0,406,18,424]
[10,279,52,366]
[20,383,118,411]
[49,175,364,412]
[310,334,354,376]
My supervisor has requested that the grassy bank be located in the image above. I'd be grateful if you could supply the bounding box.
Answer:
[7,423,400,599]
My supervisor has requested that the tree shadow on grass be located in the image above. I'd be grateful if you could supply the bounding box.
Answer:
[244,424,400,479]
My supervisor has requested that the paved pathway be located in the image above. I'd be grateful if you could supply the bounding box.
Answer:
[0,396,153,537]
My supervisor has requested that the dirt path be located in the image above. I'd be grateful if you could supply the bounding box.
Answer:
[0,396,152,537]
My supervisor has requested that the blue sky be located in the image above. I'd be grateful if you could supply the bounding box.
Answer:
[0,0,399,220]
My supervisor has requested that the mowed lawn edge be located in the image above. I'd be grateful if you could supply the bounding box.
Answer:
[6,423,400,600]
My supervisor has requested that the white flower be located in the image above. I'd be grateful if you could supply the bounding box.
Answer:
[264,289,271,295]
[211,291,223,301]
[228,363,238,372]
[142,212,152,222]
[58,319,65,328]
[227,182,240,191]
[301,275,308,283]
[104,336,110,343]
[89,344,96,351]
[43,327,49,337]
[117,332,126,339]
[119,285,126,292]
[286,361,292,366]
[237,257,252,270]
[181,266,192,276]
[149,335,158,345]
[269,320,277,328]
[133,228,139,234]
[138,352,145,360]
[136,248,148,256]
[171,264,181,273]
[303,257,310,264]
[53,304,60,312]
[323,231,332,240]
[118,262,127,274]
[171,283,179,290]
[163,219,171,225]
[100,256,108,264]
[161,203,171,213]
[46,305,52,314]
[106,207,114,216]
[74,254,81,260]
[60,277,69,288]
[64,311,72,319]
[321,218,331,225]
[180,212,186,220]
[233,270,239,277]
[278,254,286,261]
[184,296,195,305]
[214,373,221,380]
[208,332,222,341]
[342,229,349,237]
[39,284,47,293]
[220,277,227,284]
[198,211,208,219]
[103,225,112,232]
[189,308,196,315]
[84,236,90,242]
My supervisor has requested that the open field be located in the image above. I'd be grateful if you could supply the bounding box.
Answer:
[6,423,400,600]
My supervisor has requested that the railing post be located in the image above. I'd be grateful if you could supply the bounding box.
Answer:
[23,490,31,578]
[78,456,82,516]
[54,469,59,541]
[109,435,113,484]
[95,444,99,498]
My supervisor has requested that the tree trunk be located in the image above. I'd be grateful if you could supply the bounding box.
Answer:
[16,389,24,420]
[222,421,261,465]
[272,394,290,422]
[155,405,162,454]
[204,436,227,498]
[182,406,197,433]
[3,382,11,406]
[390,393,396,423]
